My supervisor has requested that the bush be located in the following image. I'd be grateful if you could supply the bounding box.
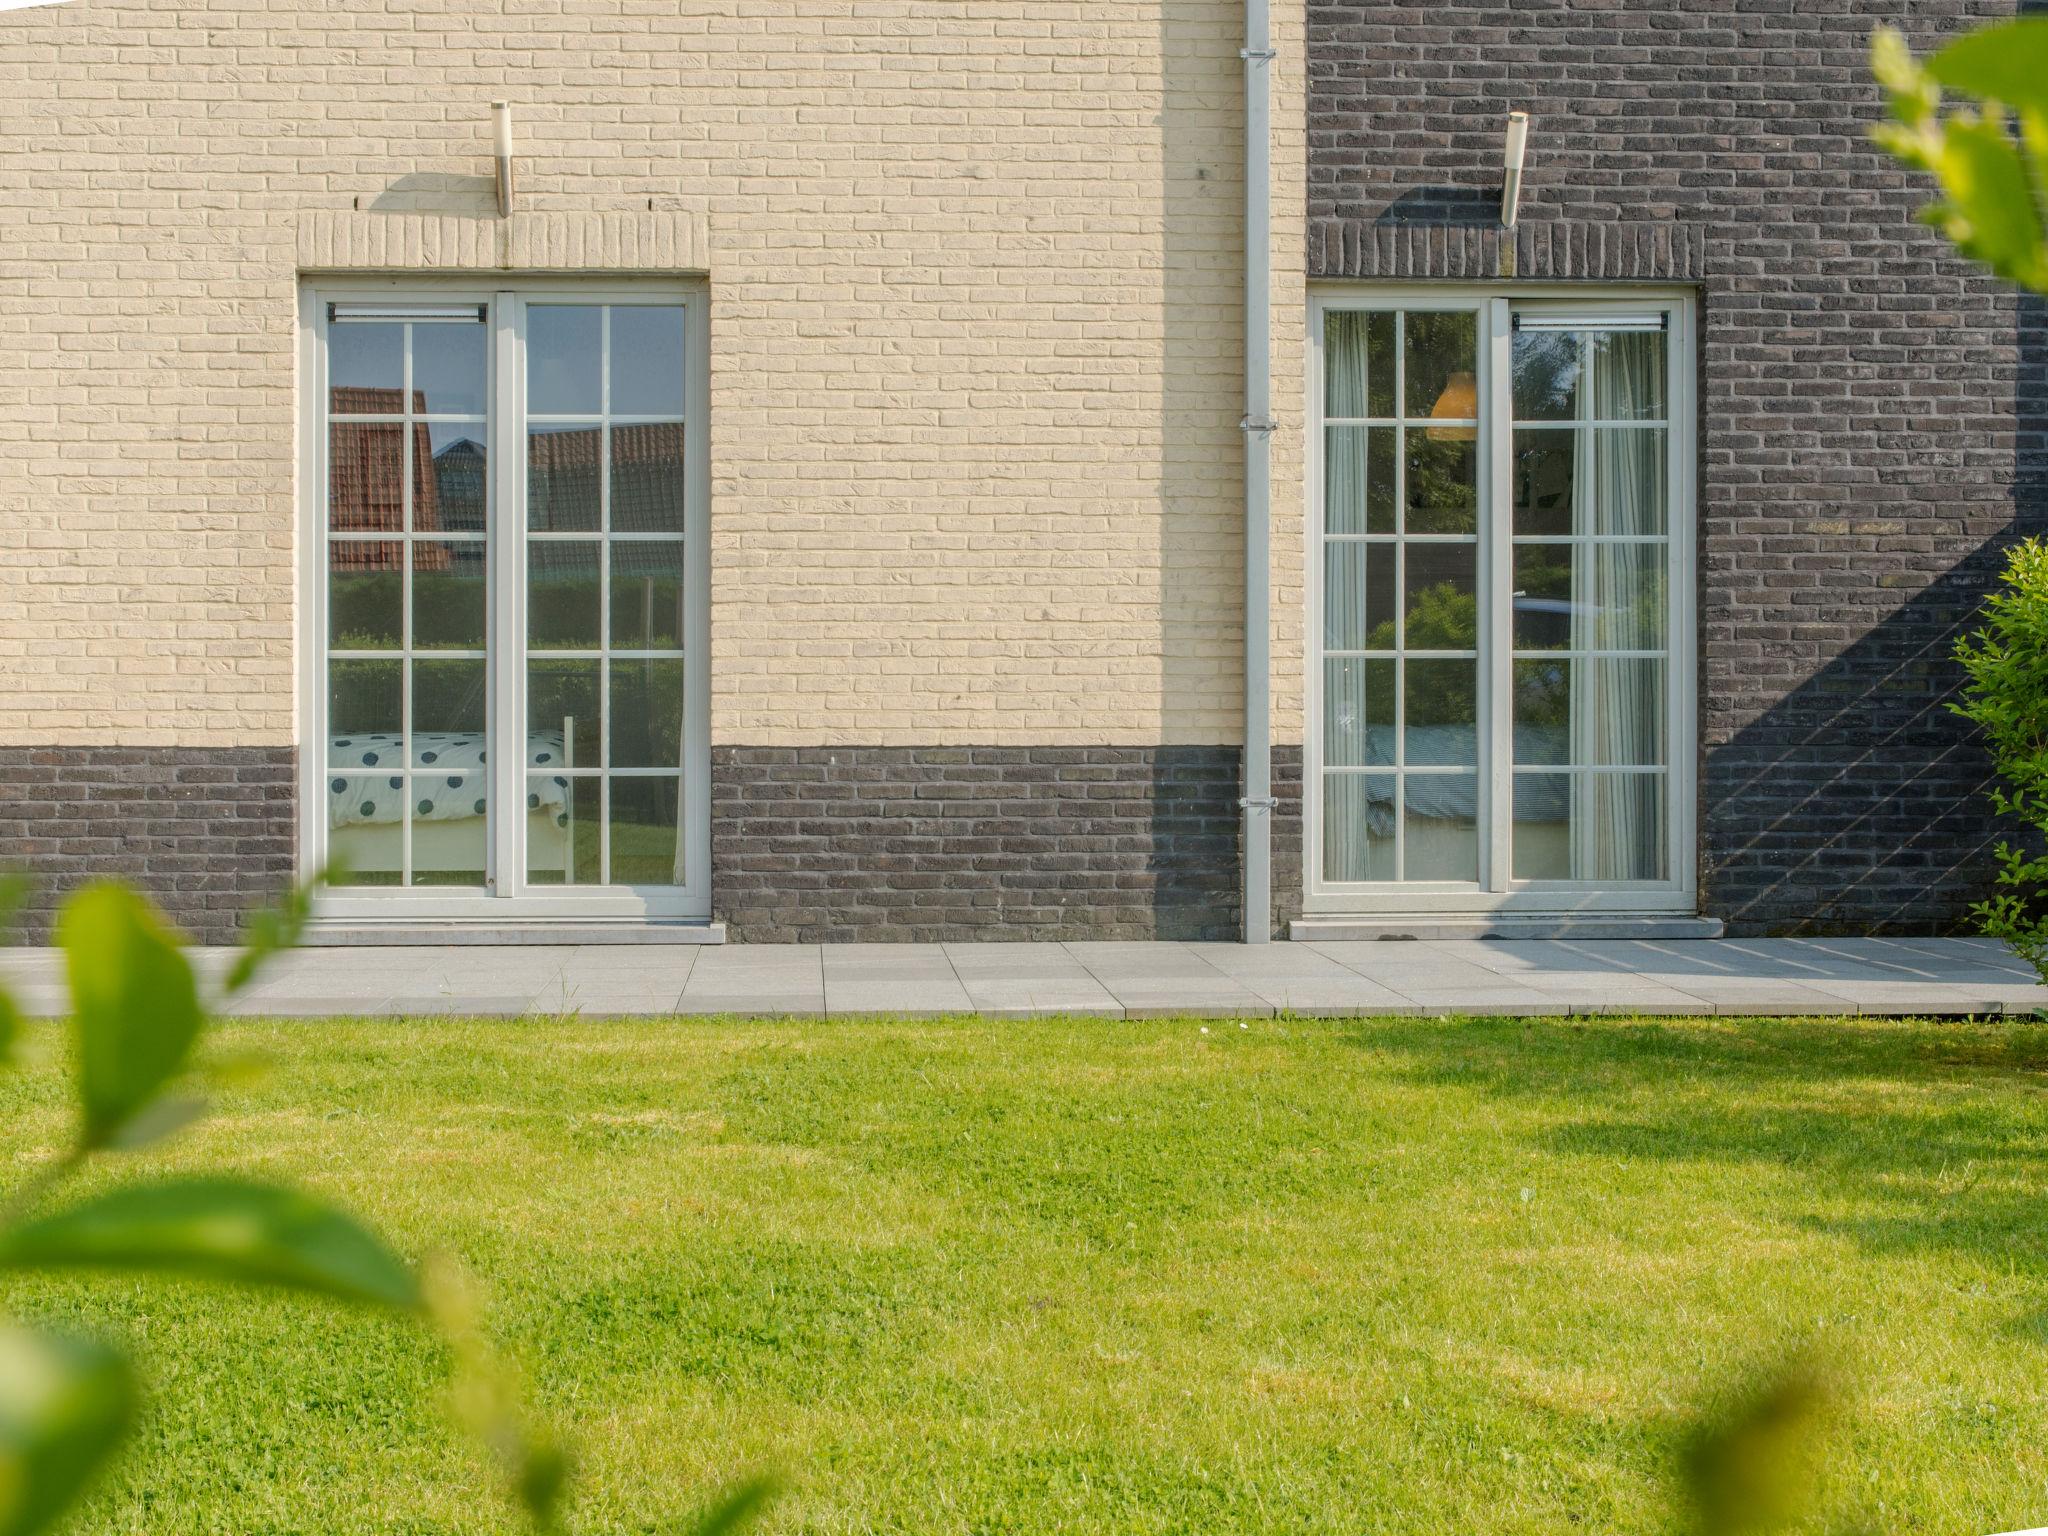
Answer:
[1952,539,2048,980]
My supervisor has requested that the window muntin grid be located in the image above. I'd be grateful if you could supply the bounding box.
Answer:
[1312,295,1689,900]
[325,315,490,888]
[316,297,694,897]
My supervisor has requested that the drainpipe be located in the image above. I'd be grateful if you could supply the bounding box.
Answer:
[1239,0,1275,943]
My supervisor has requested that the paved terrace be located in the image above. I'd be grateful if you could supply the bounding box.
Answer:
[3,937,2045,1018]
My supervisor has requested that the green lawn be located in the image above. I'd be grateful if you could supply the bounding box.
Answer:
[3,1012,2047,1534]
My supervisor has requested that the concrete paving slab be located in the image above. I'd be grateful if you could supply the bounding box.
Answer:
[6,934,2038,1019]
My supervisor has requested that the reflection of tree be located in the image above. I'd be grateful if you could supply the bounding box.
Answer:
[1364,582,1478,727]
[1402,311,1475,409]
[1405,437,1476,532]
[1512,332,1577,418]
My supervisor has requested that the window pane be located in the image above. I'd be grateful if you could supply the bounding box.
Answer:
[1512,544,1574,651]
[1586,428,1666,536]
[329,423,405,534]
[528,661,601,768]
[1512,330,1579,421]
[1403,310,1476,419]
[329,544,402,650]
[1514,544,1666,652]
[1325,311,1395,419]
[413,541,486,651]
[609,307,685,416]
[1323,657,1394,767]
[1404,431,1477,534]
[411,659,485,759]
[410,798,485,887]
[1405,659,1476,765]
[609,421,685,533]
[527,424,601,532]
[1511,658,1570,765]
[1324,774,1396,882]
[1404,544,1476,649]
[1580,658,1664,767]
[329,660,401,742]
[1511,430,1574,537]
[411,322,487,417]
[424,424,487,536]
[1512,772,1666,881]
[526,775,600,885]
[1402,773,1478,881]
[1511,773,1571,880]
[527,306,602,415]
[1585,773,1667,880]
[328,323,403,411]
[609,776,682,885]
[530,542,601,651]
[610,544,685,650]
[1322,543,1395,652]
[606,423,688,536]
[1589,331,1666,420]
[1324,425,1395,535]
[1513,327,1668,422]
[326,776,402,886]
[609,659,685,768]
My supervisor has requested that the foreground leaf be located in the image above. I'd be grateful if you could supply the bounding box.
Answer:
[224,866,339,995]
[1683,1363,1832,1536]
[683,1478,776,1536]
[0,1327,133,1536]
[0,1177,420,1310]
[1928,17,2048,115]
[56,885,201,1150]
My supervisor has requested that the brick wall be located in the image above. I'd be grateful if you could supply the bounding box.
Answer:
[1308,0,2048,932]
[0,0,1308,752]
[0,748,294,945]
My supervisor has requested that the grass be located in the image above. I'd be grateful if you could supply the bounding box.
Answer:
[4,1011,2048,1533]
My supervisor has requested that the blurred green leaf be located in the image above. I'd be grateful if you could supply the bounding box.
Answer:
[56,885,201,1151]
[1683,1363,1832,1536]
[1928,17,2048,114]
[1872,22,2048,294]
[0,876,30,937]
[1922,109,2048,289]
[103,1096,206,1152]
[515,1432,570,1532]
[0,1177,420,1310]
[1870,25,1938,123]
[0,1327,133,1536]
[224,866,339,996]
[682,1478,776,1536]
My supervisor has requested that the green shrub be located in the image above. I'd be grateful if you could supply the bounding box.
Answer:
[1952,539,2048,980]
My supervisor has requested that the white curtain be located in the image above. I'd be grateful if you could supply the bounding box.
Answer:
[1571,331,1664,880]
[1322,315,1392,879]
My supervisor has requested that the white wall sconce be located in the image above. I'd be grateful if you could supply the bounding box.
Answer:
[492,102,515,218]
[1501,110,1530,229]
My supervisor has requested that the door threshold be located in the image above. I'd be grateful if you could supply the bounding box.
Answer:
[302,920,726,947]
[1289,915,1723,942]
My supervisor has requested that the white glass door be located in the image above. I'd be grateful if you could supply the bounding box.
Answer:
[1308,289,1695,915]
[304,285,709,924]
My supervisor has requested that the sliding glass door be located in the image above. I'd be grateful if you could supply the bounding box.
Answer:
[302,285,709,923]
[1308,290,1695,915]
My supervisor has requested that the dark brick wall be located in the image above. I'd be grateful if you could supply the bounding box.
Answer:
[0,747,296,946]
[1309,0,2048,933]
[712,745,1292,942]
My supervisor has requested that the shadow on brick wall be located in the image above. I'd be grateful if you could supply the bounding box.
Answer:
[1704,291,2048,934]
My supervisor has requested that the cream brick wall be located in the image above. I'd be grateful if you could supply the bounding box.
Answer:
[0,0,1305,749]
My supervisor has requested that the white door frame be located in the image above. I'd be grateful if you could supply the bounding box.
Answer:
[1303,282,1699,917]
[296,275,711,923]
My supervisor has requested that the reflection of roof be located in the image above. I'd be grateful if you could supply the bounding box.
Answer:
[329,388,484,571]
[527,422,685,533]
